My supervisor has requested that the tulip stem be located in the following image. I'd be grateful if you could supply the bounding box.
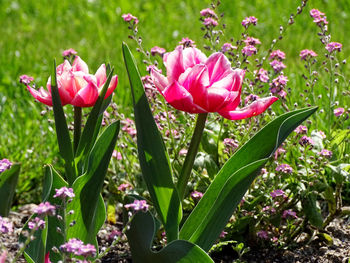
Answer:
[177,113,208,201]
[74,106,82,153]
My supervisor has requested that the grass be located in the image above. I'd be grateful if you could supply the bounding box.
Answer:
[0,0,349,204]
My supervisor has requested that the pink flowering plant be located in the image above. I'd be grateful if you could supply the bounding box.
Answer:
[17,51,120,262]
[120,5,317,259]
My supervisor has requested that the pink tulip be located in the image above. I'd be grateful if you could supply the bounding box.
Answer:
[151,46,277,120]
[25,56,118,107]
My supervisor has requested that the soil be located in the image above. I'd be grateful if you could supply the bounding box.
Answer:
[2,205,350,263]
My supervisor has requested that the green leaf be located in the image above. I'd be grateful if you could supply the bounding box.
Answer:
[74,67,114,174]
[0,163,20,216]
[180,106,318,251]
[66,121,120,245]
[50,60,75,185]
[302,193,323,229]
[122,42,181,241]
[22,165,67,263]
[126,211,214,263]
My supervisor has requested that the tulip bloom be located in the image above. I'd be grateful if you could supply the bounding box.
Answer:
[25,56,118,107]
[151,46,277,120]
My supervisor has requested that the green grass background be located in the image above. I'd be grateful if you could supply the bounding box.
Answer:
[0,0,349,204]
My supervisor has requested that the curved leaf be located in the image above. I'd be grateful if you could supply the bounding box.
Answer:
[126,211,213,263]
[122,43,181,241]
[180,106,318,251]
[0,163,20,216]
[66,121,120,245]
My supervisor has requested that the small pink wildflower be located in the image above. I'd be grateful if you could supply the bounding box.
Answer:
[318,149,332,158]
[295,125,308,134]
[219,231,228,238]
[310,9,328,24]
[257,230,269,239]
[122,118,136,137]
[282,209,298,219]
[221,43,237,53]
[122,13,138,24]
[62,48,77,57]
[75,244,96,257]
[244,94,260,105]
[0,216,13,233]
[60,238,95,257]
[203,17,218,27]
[270,60,286,73]
[242,45,257,56]
[299,136,314,147]
[19,75,34,85]
[200,8,218,19]
[190,191,203,200]
[124,200,149,212]
[326,42,342,53]
[112,150,123,160]
[270,189,286,199]
[179,37,196,47]
[269,50,286,60]
[274,147,286,160]
[53,187,75,199]
[242,16,258,27]
[257,68,269,83]
[317,130,326,139]
[223,138,239,154]
[150,46,166,56]
[270,75,288,94]
[118,183,132,192]
[28,217,46,230]
[334,107,345,117]
[0,159,12,173]
[179,149,188,156]
[34,202,56,216]
[299,49,318,60]
[276,164,293,174]
[243,37,261,46]
[262,206,276,214]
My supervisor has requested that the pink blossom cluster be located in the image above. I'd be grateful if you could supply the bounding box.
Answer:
[190,191,204,200]
[223,138,239,154]
[299,136,314,147]
[122,13,139,24]
[117,183,132,192]
[60,238,96,257]
[295,125,308,134]
[121,118,136,137]
[318,149,332,158]
[124,199,149,212]
[203,17,218,27]
[19,75,34,85]
[282,209,298,219]
[244,94,260,105]
[151,46,166,56]
[274,147,286,160]
[326,42,342,53]
[112,150,123,160]
[62,48,77,57]
[243,37,261,46]
[257,230,269,239]
[34,202,56,216]
[28,217,46,230]
[53,187,75,199]
[270,75,288,98]
[242,45,257,57]
[179,37,196,48]
[334,107,345,117]
[270,189,286,199]
[200,8,218,19]
[269,50,285,60]
[0,158,12,173]
[0,216,13,233]
[269,50,286,74]
[310,9,328,25]
[221,42,237,53]
[241,16,258,27]
[299,49,318,60]
[257,68,269,83]
[276,163,293,174]
[262,206,276,214]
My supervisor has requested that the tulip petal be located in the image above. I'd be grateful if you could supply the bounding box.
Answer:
[151,68,169,92]
[95,64,107,88]
[182,47,207,69]
[27,85,53,106]
[231,69,245,92]
[164,46,184,82]
[218,96,278,120]
[56,60,72,75]
[72,56,89,74]
[163,81,206,113]
[71,80,99,107]
[205,52,232,84]
[105,75,118,99]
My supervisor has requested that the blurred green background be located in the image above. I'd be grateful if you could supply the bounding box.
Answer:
[0,0,349,204]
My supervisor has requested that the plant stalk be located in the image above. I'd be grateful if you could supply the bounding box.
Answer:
[74,106,82,154]
[177,113,208,201]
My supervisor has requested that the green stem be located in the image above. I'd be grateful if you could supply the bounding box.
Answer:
[74,106,82,154]
[177,113,208,200]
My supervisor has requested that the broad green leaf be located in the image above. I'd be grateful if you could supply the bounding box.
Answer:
[50,60,75,185]
[0,163,20,216]
[302,193,323,229]
[66,121,120,245]
[122,43,181,241]
[23,165,67,263]
[126,211,213,263]
[180,106,317,251]
[74,67,114,174]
